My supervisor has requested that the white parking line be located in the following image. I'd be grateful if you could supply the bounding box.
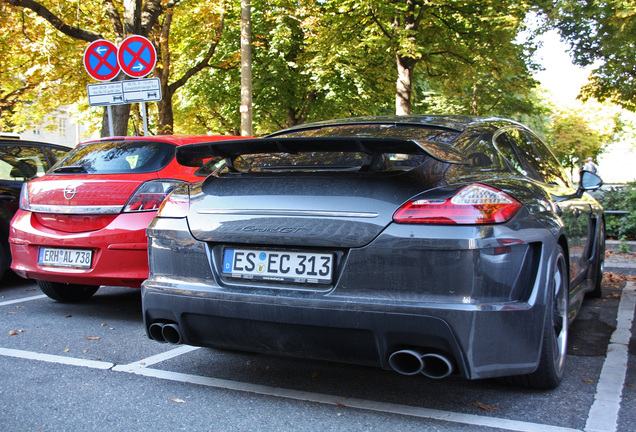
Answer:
[0,347,114,370]
[120,366,580,432]
[0,294,47,307]
[585,281,636,432]
[112,345,200,372]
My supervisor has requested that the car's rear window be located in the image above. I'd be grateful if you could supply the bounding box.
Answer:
[229,151,425,173]
[52,140,175,174]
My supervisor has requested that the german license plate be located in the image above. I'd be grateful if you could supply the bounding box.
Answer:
[222,248,333,284]
[38,247,93,269]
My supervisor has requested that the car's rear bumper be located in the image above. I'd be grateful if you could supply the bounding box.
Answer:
[9,210,155,287]
[142,217,557,380]
[143,281,550,379]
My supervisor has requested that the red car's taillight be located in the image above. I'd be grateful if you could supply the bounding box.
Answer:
[123,180,186,213]
[18,183,30,211]
[393,184,522,225]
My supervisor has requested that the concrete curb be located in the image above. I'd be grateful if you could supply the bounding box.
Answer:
[605,240,636,275]
[606,240,636,253]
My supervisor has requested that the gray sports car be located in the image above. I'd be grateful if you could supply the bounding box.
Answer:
[142,116,604,389]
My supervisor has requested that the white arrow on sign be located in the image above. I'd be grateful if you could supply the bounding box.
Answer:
[95,46,108,55]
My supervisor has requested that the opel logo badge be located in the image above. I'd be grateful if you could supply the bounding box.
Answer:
[63,185,77,200]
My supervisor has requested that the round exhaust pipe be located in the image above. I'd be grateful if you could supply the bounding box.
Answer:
[148,323,166,342]
[421,353,453,379]
[161,323,183,344]
[388,349,425,375]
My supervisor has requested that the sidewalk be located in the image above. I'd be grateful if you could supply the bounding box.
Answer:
[605,240,636,276]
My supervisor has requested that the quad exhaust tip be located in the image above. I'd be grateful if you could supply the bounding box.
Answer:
[388,349,454,379]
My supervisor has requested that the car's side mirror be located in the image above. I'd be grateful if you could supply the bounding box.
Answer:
[577,170,603,197]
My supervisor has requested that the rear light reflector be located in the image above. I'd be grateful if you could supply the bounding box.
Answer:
[393,184,522,225]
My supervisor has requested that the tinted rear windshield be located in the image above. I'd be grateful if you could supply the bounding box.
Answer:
[52,141,175,174]
[228,151,425,173]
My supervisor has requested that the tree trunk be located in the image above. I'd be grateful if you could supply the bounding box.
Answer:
[240,0,253,136]
[395,54,413,115]
[157,84,174,135]
[101,73,131,137]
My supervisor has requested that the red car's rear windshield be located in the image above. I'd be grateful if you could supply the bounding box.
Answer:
[51,140,175,175]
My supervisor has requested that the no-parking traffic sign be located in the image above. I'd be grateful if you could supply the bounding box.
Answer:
[117,35,157,78]
[83,40,120,81]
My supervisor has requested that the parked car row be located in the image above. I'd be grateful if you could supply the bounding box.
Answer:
[5,116,605,390]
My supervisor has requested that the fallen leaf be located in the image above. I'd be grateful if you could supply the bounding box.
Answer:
[265,366,272,372]
[6,312,16,315]
[169,398,186,404]
[83,349,89,353]
[63,348,69,353]
[101,323,107,327]
[9,330,18,336]
[246,360,254,366]
[65,315,72,318]
[336,402,347,408]
[583,379,596,383]
[27,288,36,291]
[311,371,321,379]
[473,402,500,412]
[85,336,100,340]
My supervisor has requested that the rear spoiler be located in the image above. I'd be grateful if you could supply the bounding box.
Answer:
[175,136,469,167]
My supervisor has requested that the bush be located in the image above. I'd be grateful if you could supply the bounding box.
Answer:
[595,182,636,240]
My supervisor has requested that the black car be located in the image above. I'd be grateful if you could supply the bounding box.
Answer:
[0,137,71,280]
[141,116,604,389]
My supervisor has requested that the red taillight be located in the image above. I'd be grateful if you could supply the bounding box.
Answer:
[123,180,185,213]
[393,184,522,225]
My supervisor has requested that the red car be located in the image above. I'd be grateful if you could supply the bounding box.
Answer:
[9,134,243,302]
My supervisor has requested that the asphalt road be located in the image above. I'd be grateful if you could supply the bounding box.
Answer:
[1,272,634,432]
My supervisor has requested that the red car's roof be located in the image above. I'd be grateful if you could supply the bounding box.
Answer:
[80,134,249,147]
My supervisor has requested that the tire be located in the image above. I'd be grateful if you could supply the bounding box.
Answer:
[587,220,605,299]
[37,280,99,302]
[505,245,569,389]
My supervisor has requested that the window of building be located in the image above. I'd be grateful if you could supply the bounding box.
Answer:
[58,118,67,137]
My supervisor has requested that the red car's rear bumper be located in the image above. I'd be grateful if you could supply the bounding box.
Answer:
[9,210,156,288]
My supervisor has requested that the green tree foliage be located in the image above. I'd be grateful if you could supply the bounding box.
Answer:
[317,0,540,116]
[595,183,636,240]
[1,0,574,138]
[175,0,396,136]
[548,101,621,177]
[552,0,636,109]
[1,0,232,136]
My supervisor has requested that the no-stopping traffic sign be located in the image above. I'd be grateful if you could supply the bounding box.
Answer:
[83,40,120,81]
[117,35,157,78]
